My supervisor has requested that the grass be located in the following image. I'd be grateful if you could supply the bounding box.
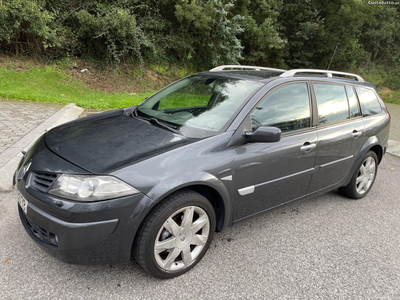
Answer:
[0,66,153,109]
[377,88,400,105]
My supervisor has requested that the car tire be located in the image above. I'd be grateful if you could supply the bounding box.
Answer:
[338,151,378,199]
[133,190,216,279]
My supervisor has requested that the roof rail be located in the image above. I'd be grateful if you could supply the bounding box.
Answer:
[279,69,364,82]
[210,65,287,72]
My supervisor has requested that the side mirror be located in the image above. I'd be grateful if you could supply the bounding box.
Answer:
[245,126,281,143]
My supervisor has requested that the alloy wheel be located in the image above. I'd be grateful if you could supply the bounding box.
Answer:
[154,206,210,271]
[356,156,376,195]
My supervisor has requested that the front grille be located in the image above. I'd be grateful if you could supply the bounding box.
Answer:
[30,172,58,193]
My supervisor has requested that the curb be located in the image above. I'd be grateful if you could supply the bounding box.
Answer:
[387,139,400,158]
[0,103,84,191]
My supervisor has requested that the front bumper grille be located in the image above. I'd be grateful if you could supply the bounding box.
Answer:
[30,172,58,193]
[19,206,58,249]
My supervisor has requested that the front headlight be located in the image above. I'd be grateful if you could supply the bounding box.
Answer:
[48,174,140,201]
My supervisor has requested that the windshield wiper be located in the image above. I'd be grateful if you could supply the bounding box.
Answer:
[148,118,182,135]
[132,108,181,135]
[132,106,140,118]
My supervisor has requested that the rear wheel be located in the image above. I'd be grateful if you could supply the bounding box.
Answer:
[339,151,378,199]
[133,190,216,279]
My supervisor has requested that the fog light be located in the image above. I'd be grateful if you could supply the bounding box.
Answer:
[49,233,58,245]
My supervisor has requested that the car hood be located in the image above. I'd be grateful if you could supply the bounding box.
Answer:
[45,110,195,174]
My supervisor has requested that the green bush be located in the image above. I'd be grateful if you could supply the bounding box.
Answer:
[0,0,399,75]
[0,0,59,56]
[74,6,148,64]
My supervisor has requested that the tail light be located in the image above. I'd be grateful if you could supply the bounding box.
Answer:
[382,100,391,131]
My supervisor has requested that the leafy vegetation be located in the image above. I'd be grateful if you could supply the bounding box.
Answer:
[0,0,399,70]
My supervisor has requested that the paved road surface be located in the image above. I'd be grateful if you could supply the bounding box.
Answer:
[0,101,61,154]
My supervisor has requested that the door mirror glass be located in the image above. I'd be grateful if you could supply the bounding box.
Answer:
[245,126,281,143]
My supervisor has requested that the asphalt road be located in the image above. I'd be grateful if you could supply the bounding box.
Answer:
[1,154,400,300]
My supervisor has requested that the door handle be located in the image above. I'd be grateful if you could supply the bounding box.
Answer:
[350,130,362,139]
[300,142,317,152]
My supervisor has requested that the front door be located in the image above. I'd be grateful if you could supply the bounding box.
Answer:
[232,82,317,221]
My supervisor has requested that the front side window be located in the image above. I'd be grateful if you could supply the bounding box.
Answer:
[136,75,262,138]
[314,83,349,125]
[356,87,382,116]
[251,83,311,133]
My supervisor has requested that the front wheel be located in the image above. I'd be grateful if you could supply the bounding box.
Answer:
[133,190,216,279]
[339,151,378,199]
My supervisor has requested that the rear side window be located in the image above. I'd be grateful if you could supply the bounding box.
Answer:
[251,82,310,133]
[356,87,382,116]
[314,83,349,125]
[346,86,361,118]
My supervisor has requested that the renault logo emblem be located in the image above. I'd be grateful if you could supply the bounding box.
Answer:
[24,162,32,173]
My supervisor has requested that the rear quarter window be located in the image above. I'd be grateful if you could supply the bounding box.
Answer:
[355,87,382,116]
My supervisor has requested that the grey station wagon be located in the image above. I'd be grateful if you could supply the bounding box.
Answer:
[15,66,390,278]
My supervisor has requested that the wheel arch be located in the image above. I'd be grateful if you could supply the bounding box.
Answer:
[131,173,233,254]
[369,144,383,164]
[342,136,384,187]
[145,180,230,232]
[356,136,383,164]
[181,184,226,232]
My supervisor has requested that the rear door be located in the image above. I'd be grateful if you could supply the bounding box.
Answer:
[307,83,365,193]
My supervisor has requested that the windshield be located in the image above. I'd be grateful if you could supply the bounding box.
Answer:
[136,75,262,138]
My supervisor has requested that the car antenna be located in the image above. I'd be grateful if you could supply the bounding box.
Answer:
[327,45,338,70]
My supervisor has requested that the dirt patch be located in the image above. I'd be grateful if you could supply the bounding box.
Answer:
[379,87,394,94]
[64,61,188,94]
[79,108,111,118]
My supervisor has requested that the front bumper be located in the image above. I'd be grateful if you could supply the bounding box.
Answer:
[17,189,153,265]
[19,200,119,250]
